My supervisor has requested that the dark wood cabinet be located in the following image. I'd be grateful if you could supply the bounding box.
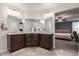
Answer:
[26,34,38,47]
[39,34,53,50]
[32,34,38,46]
[7,33,53,52]
[26,34,31,46]
[7,34,26,52]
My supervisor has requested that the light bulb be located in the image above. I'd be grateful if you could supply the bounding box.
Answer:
[40,20,45,24]
[22,20,25,23]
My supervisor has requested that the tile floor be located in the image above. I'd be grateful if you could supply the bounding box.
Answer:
[0,39,78,56]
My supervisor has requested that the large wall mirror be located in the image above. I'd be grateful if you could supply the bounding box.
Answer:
[7,15,22,33]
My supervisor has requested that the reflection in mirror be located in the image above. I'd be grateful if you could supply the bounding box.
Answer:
[7,15,22,33]
[32,20,46,32]
[18,22,23,32]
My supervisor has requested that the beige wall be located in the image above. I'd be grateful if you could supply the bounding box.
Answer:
[0,6,8,53]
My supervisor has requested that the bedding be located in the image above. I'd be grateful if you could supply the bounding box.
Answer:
[55,29,71,33]
[55,33,72,40]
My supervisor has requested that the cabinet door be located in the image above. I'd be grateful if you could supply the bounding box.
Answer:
[10,34,26,52]
[16,34,26,49]
[26,34,38,47]
[31,34,38,46]
[39,34,53,50]
[39,35,49,49]
[10,35,18,52]
[26,34,32,46]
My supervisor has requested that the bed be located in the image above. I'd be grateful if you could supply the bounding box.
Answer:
[55,30,72,40]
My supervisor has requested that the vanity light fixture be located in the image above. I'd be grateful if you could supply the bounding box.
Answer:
[58,19,62,22]
[8,8,21,18]
[43,12,52,19]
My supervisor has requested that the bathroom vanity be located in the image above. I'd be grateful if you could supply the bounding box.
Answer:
[7,33,53,52]
[7,15,54,53]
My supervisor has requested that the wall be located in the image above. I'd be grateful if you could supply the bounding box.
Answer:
[66,16,79,21]
[46,17,53,33]
[55,21,72,33]
[0,6,8,53]
[0,31,7,53]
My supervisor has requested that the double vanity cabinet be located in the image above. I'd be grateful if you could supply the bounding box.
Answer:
[7,33,53,52]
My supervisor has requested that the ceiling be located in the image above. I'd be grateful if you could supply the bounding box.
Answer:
[55,8,78,16]
[2,3,79,14]
[2,3,60,13]
[55,8,79,22]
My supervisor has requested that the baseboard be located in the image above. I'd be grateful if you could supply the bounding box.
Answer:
[0,49,7,54]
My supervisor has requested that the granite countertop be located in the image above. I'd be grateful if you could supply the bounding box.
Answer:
[7,32,53,35]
